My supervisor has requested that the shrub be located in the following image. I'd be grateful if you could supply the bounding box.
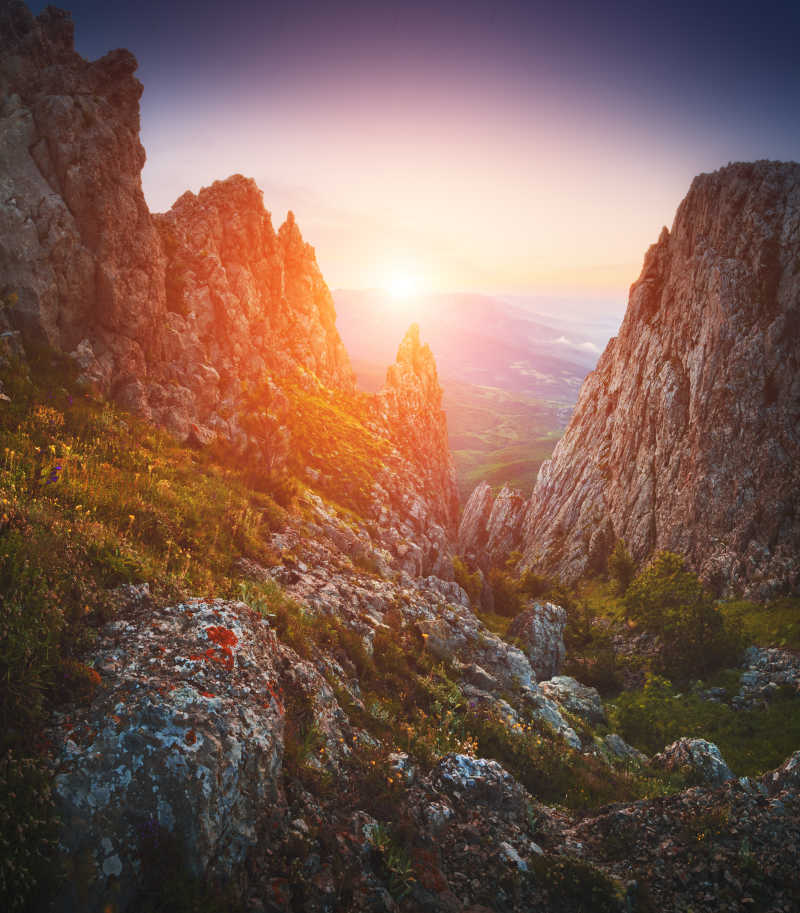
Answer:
[623,552,743,682]
[563,601,621,695]
[452,555,482,605]
[0,751,60,912]
[610,675,800,774]
[488,567,522,617]
[607,540,636,596]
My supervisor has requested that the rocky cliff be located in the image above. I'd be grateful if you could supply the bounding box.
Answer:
[516,162,800,595]
[0,0,354,429]
[0,0,458,544]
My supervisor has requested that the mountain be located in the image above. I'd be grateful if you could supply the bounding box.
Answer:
[463,162,800,597]
[2,6,799,913]
[334,289,601,401]
[0,0,457,567]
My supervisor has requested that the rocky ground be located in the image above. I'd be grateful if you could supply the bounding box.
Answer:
[43,494,800,913]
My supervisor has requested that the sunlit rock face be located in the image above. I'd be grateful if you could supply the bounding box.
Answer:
[376,324,460,543]
[522,161,800,596]
[0,3,354,434]
[154,180,356,410]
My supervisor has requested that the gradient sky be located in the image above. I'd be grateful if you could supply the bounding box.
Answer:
[30,0,800,313]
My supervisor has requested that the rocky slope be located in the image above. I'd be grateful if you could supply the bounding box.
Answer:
[44,492,800,913]
[466,162,800,596]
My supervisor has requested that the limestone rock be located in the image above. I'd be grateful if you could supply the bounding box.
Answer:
[458,481,494,555]
[377,324,460,537]
[505,601,567,680]
[521,162,800,596]
[763,750,800,794]
[48,599,286,912]
[458,482,529,570]
[601,733,649,765]
[539,675,606,725]
[0,1,165,370]
[651,737,734,786]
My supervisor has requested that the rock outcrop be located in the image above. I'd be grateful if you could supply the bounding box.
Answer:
[458,481,529,570]
[0,2,355,433]
[0,2,461,553]
[0,0,165,363]
[48,598,286,912]
[520,162,800,595]
[377,324,460,532]
[651,738,734,787]
[505,601,567,680]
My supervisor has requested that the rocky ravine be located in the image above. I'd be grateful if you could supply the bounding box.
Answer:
[462,162,800,596]
[2,4,799,913]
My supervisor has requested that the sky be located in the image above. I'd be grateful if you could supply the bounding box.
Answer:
[30,0,800,315]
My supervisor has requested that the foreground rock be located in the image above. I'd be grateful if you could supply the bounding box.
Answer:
[651,737,734,786]
[539,676,606,726]
[566,768,800,913]
[48,599,286,912]
[506,601,567,680]
[520,161,800,595]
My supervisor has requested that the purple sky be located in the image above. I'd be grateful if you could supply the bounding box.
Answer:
[31,0,800,312]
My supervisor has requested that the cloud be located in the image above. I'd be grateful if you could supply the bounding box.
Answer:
[552,335,601,353]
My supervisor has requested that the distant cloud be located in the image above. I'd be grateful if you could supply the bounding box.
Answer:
[552,335,601,353]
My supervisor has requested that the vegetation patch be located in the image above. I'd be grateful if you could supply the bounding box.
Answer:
[610,675,800,776]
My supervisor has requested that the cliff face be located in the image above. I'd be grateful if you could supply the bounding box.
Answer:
[458,481,528,571]
[0,3,353,424]
[0,1,165,359]
[148,176,355,439]
[522,162,800,595]
[0,1,457,547]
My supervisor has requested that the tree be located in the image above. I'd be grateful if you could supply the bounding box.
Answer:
[623,552,742,682]
[608,540,636,596]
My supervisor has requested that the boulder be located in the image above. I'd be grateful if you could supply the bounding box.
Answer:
[539,675,607,725]
[506,601,567,680]
[651,737,734,786]
[48,599,286,912]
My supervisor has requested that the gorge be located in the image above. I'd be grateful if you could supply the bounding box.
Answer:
[0,3,798,913]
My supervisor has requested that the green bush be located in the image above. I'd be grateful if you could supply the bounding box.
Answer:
[0,751,60,912]
[0,530,64,740]
[488,567,522,617]
[607,540,636,596]
[623,552,743,682]
[452,555,482,605]
[610,675,800,775]
[563,601,621,695]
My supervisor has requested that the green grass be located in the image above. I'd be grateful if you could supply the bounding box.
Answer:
[0,352,294,910]
[609,676,800,777]
[282,377,390,516]
[719,597,800,650]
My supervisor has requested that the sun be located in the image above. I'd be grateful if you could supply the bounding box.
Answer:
[384,267,423,300]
